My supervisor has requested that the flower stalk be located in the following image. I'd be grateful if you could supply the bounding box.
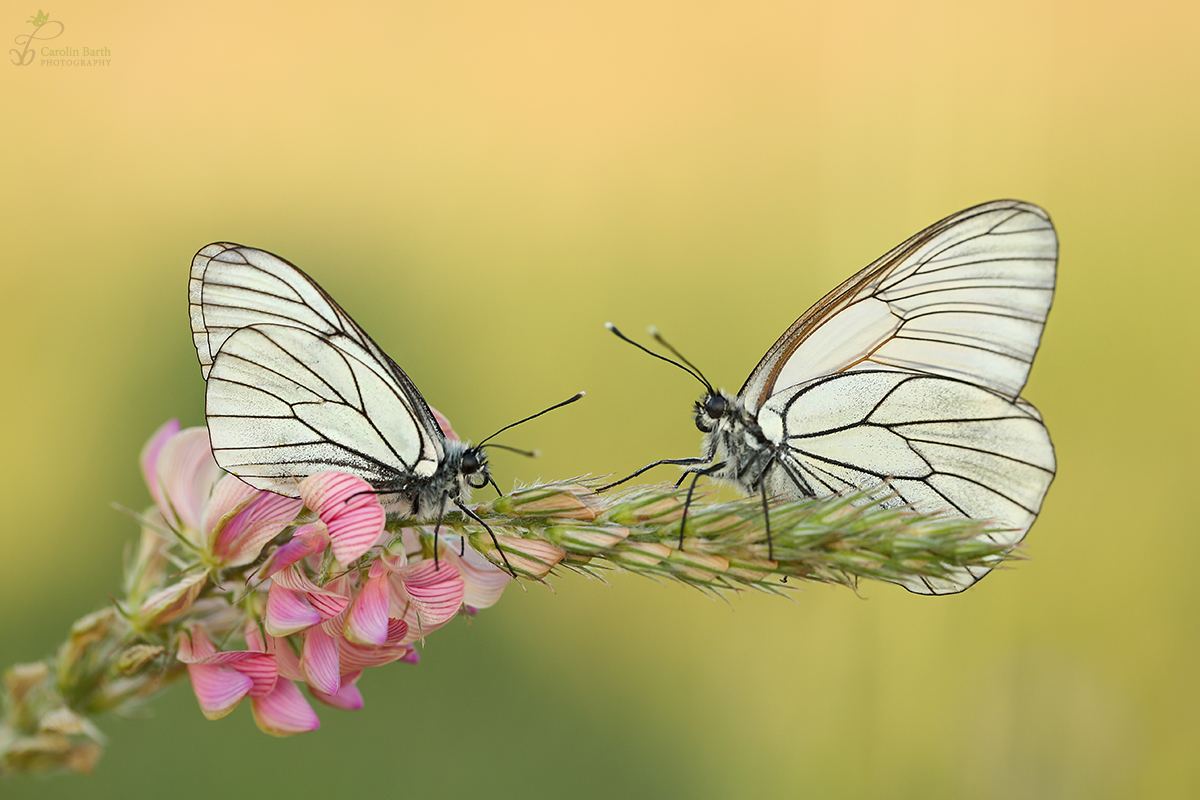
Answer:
[439,480,1014,593]
[1,423,1016,777]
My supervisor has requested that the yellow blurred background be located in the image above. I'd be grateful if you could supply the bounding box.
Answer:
[2,1,1196,797]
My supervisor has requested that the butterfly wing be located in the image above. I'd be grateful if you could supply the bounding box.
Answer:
[741,201,1057,594]
[739,200,1056,410]
[189,243,445,491]
[205,323,442,496]
[757,371,1054,593]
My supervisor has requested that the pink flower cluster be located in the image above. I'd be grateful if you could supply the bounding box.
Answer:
[140,420,511,736]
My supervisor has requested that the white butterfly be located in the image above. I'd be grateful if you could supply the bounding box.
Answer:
[189,243,580,540]
[607,200,1057,594]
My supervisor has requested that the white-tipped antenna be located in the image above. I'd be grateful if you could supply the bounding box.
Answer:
[477,391,586,448]
[605,322,713,392]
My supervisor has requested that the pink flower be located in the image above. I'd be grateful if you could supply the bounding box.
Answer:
[140,414,500,738]
[140,421,223,541]
[297,471,387,564]
[177,626,278,720]
[343,546,466,644]
[436,534,513,610]
[265,566,351,637]
[140,421,304,569]
[245,625,321,736]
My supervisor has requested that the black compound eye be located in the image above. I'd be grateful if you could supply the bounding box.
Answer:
[704,393,727,419]
[461,450,482,475]
[694,393,726,433]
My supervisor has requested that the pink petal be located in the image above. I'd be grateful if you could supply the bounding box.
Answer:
[260,524,329,578]
[337,638,416,671]
[176,626,217,661]
[230,654,279,698]
[441,535,512,609]
[178,627,279,698]
[201,475,259,541]
[265,581,321,636]
[140,419,180,513]
[301,625,341,696]
[251,679,320,736]
[428,407,459,441]
[137,571,207,627]
[249,626,305,681]
[271,567,350,619]
[299,472,385,564]
[187,662,252,720]
[385,618,410,645]
[154,428,223,532]
[344,563,390,646]
[311,672,364,710]
[395,559,466,635]
[208,489,305,568]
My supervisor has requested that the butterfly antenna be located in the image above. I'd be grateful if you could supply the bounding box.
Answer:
[605,322,712,393]
[481,443,540,458]
[477,391,586,447]
[648,326,715,392]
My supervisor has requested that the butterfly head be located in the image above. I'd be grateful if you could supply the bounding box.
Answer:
[459,445,491,490]
[694,392,728,433]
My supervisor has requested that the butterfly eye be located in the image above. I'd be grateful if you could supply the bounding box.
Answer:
[704,394,726,419]
[693,393,726,432]
[461,449,483,475]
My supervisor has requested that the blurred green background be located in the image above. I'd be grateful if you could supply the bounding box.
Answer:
[2,1,1195,797]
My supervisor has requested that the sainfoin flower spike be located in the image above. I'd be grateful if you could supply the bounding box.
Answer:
[1,417,1018,774]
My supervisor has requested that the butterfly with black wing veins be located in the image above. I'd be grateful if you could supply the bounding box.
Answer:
[190,243,583,574]
[604,200,1057,594]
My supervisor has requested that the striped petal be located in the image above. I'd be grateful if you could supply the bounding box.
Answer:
[140,419,180,515]
[299,472,386,563]
[440,535,511,609]
[178,628,278,717]
[393,559,465,637]
[208,486,305,568]
[265,581,321,636]
[153,427,224,533]
[301,625,341,696]
[271,565,351,619]
[344,561,390,646]
[259,523,328,578]
[251,679,320,736]
[186,662,252,720]
[311,671,365,710]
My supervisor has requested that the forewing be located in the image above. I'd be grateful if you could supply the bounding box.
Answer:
[758,370,1055,594]
[740,201,1056,410]
[190,243,445,464]
[204,324,439,496]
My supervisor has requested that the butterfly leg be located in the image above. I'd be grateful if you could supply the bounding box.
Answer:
[758,478,775,563]
[430,490,450,571]
[598,456,709,492]
[678,460,727,549]
[455,498,518,578]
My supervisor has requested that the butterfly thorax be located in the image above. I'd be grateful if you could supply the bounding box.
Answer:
[694,390,796,497]
[376,439,490,521]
